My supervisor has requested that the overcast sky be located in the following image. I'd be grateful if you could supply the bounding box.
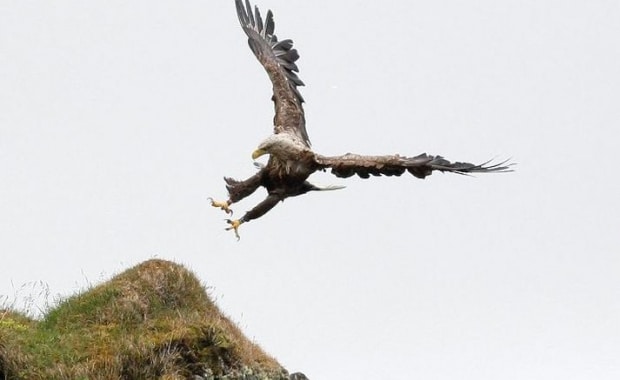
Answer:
[2,0,619,379]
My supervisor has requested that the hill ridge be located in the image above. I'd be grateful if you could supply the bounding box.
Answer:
[0,259,306,380]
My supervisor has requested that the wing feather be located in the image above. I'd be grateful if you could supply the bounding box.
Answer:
[255,6,263,32]
[235,0,310,146]
[315,153,514,179]
[245,0,255,26]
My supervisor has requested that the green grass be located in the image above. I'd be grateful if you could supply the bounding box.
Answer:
[0,259,288,379]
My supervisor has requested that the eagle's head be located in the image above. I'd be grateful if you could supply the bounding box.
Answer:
[252,133,308,160]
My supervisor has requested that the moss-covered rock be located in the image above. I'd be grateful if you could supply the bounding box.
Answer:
[0,259,301,380]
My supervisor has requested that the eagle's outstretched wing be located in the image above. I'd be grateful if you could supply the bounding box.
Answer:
[315,153,513,179]
[235,0,310,146]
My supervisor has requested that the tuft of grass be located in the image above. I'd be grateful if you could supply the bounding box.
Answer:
[0,259,289,379]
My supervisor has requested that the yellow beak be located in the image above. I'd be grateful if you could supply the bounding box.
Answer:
[252,149,267,160]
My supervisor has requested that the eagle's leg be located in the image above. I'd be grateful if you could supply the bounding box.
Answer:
[209,172,264,216]
[224,194,281,240]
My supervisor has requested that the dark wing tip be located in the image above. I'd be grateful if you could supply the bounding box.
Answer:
[431,156,516,175]
[235,0,305,104]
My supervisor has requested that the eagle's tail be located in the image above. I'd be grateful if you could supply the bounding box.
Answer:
[306,183,346,192]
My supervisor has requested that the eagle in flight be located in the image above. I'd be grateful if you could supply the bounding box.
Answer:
[209,0,512,239]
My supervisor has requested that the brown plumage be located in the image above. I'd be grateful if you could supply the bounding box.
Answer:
[210,0,513,239]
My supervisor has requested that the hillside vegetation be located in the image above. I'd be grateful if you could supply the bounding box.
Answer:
[0,259,297,379]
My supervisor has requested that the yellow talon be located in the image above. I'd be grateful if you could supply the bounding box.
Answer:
[208,197,233,215]
[225,219,243,240]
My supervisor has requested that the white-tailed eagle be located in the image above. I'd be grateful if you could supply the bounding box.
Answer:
[209,0,513,239]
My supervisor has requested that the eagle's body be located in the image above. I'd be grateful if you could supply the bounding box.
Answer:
[210,0,512,239]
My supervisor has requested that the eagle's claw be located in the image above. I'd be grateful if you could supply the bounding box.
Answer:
[225,219,243,240]
[208,197,233,215]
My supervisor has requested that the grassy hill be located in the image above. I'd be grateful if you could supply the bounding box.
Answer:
[0,259,300,379]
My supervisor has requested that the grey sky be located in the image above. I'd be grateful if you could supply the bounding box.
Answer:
[2,0,619,379]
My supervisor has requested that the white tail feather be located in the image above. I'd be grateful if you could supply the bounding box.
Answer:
[310,183,346,191]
